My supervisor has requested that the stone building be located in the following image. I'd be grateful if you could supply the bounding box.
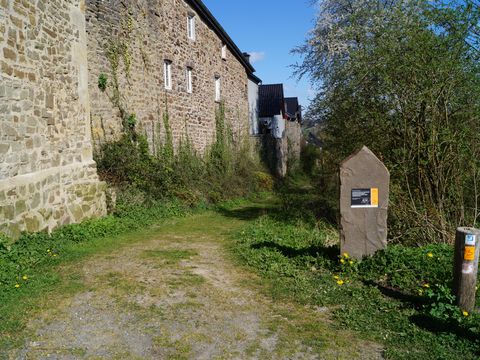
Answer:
[86,0,260,153]
[0,0,261,238]
[0,0,106,239]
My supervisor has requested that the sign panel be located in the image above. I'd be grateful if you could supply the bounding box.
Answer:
[464,246,475,261]
[465,234,476,246]
[351,188,379,208]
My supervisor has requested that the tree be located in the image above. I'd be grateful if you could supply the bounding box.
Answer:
[295,0,480,244]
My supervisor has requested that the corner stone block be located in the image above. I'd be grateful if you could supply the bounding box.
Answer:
[339,146,390,260]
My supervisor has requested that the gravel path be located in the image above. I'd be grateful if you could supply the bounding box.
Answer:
[8,211,383,360]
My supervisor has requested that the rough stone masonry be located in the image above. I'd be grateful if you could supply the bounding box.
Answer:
[0,0,106,238]
[86,0,251,153]
[0,0,257,238]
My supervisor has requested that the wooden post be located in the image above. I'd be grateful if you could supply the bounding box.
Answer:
[453,227,480,312]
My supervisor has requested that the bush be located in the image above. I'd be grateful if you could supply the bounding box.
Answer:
[255,171,274,191]
[296,1,480,244]
[358,244,453,294]
[96,104,266,206]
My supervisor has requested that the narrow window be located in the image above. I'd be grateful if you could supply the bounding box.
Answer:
[187,14,196,40]
[186,67,193,93]
[221,44,227,60]
[164,60,172,90]
[215,76,221,102]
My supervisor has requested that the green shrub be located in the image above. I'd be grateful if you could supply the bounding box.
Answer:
[96,104,266,206]
[358,244,453,294]
[255,171,274,191]
[300,143,321,176]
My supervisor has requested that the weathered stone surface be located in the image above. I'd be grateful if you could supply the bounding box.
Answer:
[1,0,256,239]
[339,146,390,260]
[0,0,106,239]
[0,143,10,154]
[86,0,251,154]
[3,205,15,220]
[3,47,16,61]
[24,215,40,233]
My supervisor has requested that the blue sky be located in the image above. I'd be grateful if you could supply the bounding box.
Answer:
[202,0,318,109]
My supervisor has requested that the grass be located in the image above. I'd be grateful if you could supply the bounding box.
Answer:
[0,192,271,358]
[231,200,480,359]
[4,178,476,359]
[0,201,189,356]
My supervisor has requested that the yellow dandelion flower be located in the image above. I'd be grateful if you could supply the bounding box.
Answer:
[423,283,430,288]
[340,259,345,264]
[343,253,349,259]
[14,284,20,288]
[337,280,344,286]
[463,311,469,317]
[333,275,339,279]
[427,253,433,258]
[349,260,353,265]
[22,275,28,281]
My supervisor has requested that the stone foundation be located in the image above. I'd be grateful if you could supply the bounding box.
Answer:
[0,162,106,239]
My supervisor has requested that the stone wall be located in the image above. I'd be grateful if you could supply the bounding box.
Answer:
[285,120,301,165]
[0,0,106,238]
[86,0,250,153]
[261,120,302,178]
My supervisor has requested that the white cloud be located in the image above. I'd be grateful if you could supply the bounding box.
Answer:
[248,51,266,64]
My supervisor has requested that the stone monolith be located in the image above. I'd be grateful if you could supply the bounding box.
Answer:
[340,146,390,259]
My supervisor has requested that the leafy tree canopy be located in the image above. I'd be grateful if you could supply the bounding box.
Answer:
[296,0,480,243]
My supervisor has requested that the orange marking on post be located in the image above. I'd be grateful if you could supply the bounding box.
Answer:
[464,246,475,261]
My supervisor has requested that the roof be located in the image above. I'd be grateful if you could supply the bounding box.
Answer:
[259,84,285,117]
[248,73,262,84]
[285,98,299,117]
[187,0,257,77]
[285,97,302,122]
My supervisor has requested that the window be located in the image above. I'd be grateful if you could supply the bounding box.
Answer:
[187,14,196,40]
[221,44,227,60]
[215,76,221,102]
[186,67,193,93]
[164,60,172,90]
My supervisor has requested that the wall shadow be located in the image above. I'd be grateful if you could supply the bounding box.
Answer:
[251,240,339,262]
[216,205,278,221]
